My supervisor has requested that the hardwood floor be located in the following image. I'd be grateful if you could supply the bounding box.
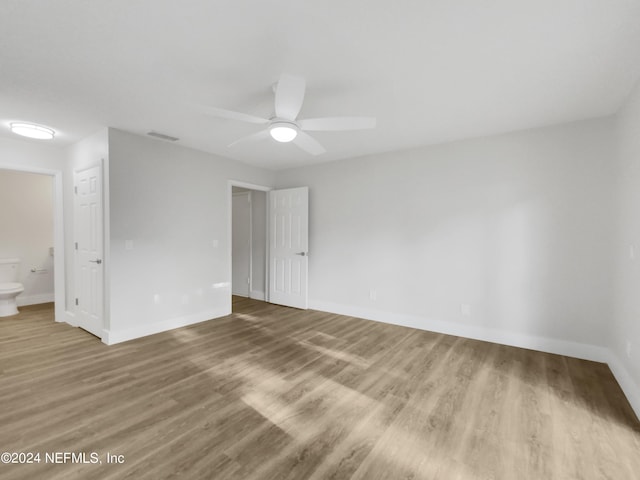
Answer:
[1,299,638,479]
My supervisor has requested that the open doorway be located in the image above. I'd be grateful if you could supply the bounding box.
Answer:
[229,181,271,312]
[232,186,267,302]
[229,181,310,312]
[0,169,55,315]
[0,164,65,324]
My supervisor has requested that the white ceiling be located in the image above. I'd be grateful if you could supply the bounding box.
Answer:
[2,1,640,170]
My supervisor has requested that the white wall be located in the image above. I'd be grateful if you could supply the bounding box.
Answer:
[106,129,275,343]
[611,80,640,415]
[0,135,66,172]
[0,169,54,305]
[276,118,616,356]
[250,190,267,299]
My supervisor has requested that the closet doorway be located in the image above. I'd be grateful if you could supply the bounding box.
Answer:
[231,185,268,303]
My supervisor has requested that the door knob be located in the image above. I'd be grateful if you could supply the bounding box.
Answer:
[295,252,307,256]
[89,259,102,264]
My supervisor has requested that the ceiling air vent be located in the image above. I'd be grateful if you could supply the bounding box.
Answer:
[147,131,179,142]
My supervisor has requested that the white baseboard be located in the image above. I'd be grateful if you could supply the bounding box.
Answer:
[64,310,78,327]
[309,299,639,420]
[17,293,55,307]
[102,307,231,345]
[250,290,266,301]
[309,300,609,362]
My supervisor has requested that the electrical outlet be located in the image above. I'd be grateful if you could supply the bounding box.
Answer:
[627,341,632,359]
[630,246,636,261]
[461,303,471,316]
[369,289,377,301]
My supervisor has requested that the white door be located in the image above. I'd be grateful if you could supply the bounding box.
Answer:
[74,165,104,338]
[269,187,308,309]
[232,191,251,297]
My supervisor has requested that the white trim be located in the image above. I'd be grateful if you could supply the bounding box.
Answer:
[264,193,269,303]
[64,310,78,327]
[309,299,609,362]
[0,163,66,324]
[102,306,230,345]
[248,191,253,297]
[52,171,65,323]
[17,293,55,306]
[102,155,111,332]
[228,180,272,192]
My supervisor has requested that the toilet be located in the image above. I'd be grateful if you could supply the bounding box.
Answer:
[0,258,24,317]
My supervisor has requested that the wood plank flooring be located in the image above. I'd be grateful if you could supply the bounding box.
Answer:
[1,299,639,479]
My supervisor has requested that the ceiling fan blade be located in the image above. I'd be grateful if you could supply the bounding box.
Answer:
[204,106,269,125]
[298,116,377,131]
[275,74,306,121]
[292,131,326,156]
[228,129,270,148]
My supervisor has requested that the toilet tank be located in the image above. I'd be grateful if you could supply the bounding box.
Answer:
[0,258,21,283]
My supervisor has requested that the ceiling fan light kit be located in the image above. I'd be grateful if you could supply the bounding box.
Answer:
[269,121,298,142]
[204,73,376,155]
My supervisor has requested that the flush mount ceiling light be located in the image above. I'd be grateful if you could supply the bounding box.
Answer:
[269,121,298,143]
[10,122,55,140]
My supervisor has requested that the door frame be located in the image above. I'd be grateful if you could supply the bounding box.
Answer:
[228,180,272,308]
[0,163,66,323]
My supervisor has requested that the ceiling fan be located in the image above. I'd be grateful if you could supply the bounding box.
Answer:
[204,74,376,155]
